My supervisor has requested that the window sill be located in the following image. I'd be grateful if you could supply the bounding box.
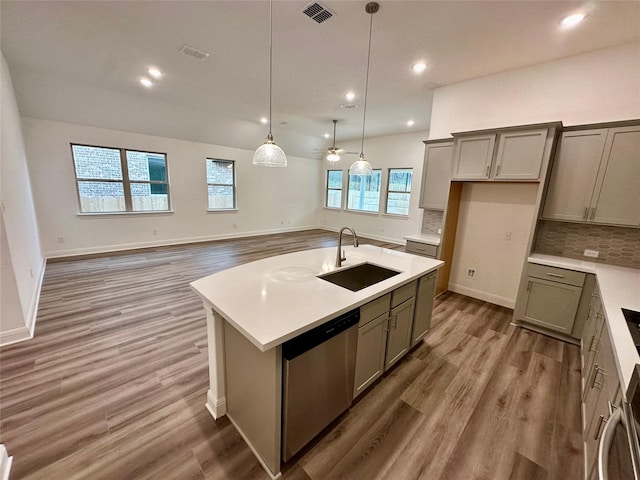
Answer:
[323,207,342,211]
[382,213,410,219]
[77,210,175,217]
[207,208,238,213]
[344,209,380,216]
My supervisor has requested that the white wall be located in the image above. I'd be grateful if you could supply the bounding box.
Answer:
[430,41,640,139]
[429,41,640,306]
[0,53,45,345]
[22,118,323,257]
[318,130,429,243]
[449,183,538,308]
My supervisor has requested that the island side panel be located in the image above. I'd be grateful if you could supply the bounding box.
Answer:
[224,321,282,478]
[204,305,227,419]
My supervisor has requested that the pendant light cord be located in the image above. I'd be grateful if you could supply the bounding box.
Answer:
[268,0,273,138]
[360,10,374,155]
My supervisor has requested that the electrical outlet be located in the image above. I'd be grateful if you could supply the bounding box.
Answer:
[57,236,65,244]
[584,249,599,258]
[467,268,476,279]
[437,228,442,235]
[152,230,158,236]
[504,231,512,241]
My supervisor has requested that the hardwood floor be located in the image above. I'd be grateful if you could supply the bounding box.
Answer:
[0,230,583,479]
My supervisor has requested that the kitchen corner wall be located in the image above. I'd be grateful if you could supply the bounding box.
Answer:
[22,118,323,258]
[429,41,640,307]
[1,53,44,345]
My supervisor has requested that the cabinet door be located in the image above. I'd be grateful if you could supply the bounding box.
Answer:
[451,134,496,180]
[542,129,607,222]
[353,314,388,399]
[384,298,415,370]
[411,273,436,346]
[419,141,453,209]
[521,277,582,334]
[493,129,547,180]
[590,125,640,226]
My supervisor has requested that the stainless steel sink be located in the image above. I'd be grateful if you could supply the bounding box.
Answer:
[318,263,401,292]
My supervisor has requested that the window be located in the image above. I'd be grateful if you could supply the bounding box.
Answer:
[326,170,343,209]
[386,168,413,215]
[206,159,236,210]
[347,170,382,213]
[71,144,170,213]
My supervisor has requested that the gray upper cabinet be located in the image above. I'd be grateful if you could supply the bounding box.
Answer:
[451,126,552,181]
[493,129,547,180]
[419,140,453,210]
[451,134,496,180]
[543,125,640,226]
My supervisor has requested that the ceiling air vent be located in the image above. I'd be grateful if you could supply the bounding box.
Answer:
[179,44,210,61]
[302,2,334,24]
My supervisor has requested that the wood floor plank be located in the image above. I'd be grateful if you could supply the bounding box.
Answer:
[0,230,583,480]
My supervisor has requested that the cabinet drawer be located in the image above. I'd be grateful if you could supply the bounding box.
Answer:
[360,293,390,326]
[527,263,585,287]
[405,240,438,258]
[391,281,417,308]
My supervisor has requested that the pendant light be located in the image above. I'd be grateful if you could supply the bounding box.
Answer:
[327,120,341,163]
[253,0,287,167]
[349,2,379,177]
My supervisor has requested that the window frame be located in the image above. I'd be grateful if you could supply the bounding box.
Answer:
[206,158,237,211]
[325,169,344,209]
[385,167,413,216]
[71,143,171,214]
[346,169,383,214]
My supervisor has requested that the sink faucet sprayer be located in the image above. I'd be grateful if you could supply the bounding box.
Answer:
[336,227,359,268]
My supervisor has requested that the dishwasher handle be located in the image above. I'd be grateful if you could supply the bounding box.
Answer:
[598,407,622,480]
[283,308,360,360]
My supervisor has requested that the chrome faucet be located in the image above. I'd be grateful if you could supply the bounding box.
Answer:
[336,227,359,267]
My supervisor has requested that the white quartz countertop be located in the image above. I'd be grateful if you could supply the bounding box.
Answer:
[191,245,443,352]
[529,253,640,394]
[404,233,441,246]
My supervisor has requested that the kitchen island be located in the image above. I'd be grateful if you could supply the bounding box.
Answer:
[190,244,442,478]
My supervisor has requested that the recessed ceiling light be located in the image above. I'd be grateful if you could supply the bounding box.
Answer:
[260,117,268,124]
[407,120,415,127]
[140,77,153,88]
[411,62,427,73]
[561,13,585,28]
[324,133,331,139]
[148,67,163,79]
[345,91,356,101]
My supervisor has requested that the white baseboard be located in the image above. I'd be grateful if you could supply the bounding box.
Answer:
[0,256,46,347]
[448,283,515,309]
[205,390,226,420]
[45,225,324,259]
[0,445,13,480]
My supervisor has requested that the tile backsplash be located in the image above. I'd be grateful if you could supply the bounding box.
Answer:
[535,220,640,269]
[422,209,444,235]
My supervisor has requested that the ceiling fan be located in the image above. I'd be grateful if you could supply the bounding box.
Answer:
[321,120,358,162]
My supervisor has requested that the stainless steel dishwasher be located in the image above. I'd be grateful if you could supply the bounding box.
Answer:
[281,308,360,461]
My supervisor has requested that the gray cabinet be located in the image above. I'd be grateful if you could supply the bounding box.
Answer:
[451,127,549,181]
[385,297,415,370]
[353,294,390,399]
[419,140,453,209]
[582,315,620,480]
[543,125,640,226]
[411,272,436,346]
[516,263,585,335]
[405,240,438,258]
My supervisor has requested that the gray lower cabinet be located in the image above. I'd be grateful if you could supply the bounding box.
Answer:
[405,240,438,258]
[581,310,620,480]
[411,272,436,346]
[384,297,415,370]
[516,263,586,335]
[543,124,640,226]
[353,312,388,399]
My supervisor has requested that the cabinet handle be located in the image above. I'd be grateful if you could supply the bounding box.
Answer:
[583,207,589,221]
[526,281,531,291]
[591,364,605,389]
[485,164,490,177]
[496,164,501,176]
[589,335,597,352]
[589,207,596,220]
[393,314,398,330]
[546,273,564,278]
[608,400,618,415]
[593,414,607,440]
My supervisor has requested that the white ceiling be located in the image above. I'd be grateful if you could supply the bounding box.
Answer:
[2,1,639,159]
